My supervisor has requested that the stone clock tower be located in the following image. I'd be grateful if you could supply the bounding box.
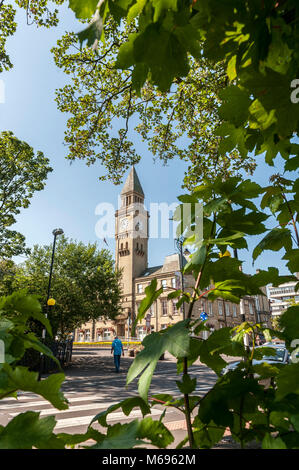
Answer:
[115,167,149,332]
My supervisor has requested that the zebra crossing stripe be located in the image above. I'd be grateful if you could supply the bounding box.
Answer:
[9,402,120,417]
[0,394,111,409]
[54,408,163,430]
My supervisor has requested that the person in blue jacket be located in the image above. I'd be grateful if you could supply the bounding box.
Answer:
[111,336,124,372]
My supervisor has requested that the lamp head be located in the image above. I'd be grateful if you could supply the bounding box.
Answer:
[52,228,64,237]
[47,298,56,306]
[219,250,231,258]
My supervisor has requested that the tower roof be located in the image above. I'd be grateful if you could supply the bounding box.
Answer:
[121,166,144,196]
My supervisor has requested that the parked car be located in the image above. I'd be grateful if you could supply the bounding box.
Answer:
[221,342,289,375]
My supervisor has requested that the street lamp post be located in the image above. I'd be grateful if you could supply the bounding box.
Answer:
[127,309,131,350]
[39,228,64,379]
[234,248,250,352]
[175,236,186,320]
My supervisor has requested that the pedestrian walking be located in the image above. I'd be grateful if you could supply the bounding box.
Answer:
[111,336,124,372]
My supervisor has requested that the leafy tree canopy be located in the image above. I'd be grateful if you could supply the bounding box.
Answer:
[0,0,65,72]
[0,131,52,258]
[13,236,123,337]
[66,0,299,179]
[0,259,16,297]
[52,19,256,189]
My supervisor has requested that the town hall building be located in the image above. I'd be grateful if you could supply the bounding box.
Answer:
[75,167,271,343]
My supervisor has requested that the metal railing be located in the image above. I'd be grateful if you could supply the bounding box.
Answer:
[74,336,141,344]
[19,339,73,373]
[41,339,73,373]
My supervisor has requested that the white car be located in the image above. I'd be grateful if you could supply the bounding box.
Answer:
[221,342,289,375]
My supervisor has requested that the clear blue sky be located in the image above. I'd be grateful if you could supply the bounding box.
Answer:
[0,3,292,276]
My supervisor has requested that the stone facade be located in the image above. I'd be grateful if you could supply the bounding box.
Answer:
[75,167,272,342]
[268,273,299,317]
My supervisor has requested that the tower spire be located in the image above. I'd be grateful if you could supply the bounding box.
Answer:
[121,166,144,196]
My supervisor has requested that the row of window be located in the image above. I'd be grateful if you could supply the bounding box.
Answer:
[120,242,145,251]
[137,278,177,293]
[269,286,296,295]
[271,296,299,303]
[78,326,169,342]
[78,329,115,342]
[125,195,143,206]
[136,299,255,317]
[139,300,181,316]
[120,241,129,251]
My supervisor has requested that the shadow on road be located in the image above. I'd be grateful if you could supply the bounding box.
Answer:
[57,349,217,399]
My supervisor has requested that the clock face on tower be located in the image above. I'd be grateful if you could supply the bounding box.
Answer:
[120,217,129,231]
[135,220,143,231]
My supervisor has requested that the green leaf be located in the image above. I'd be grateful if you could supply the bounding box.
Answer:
[90,416,174,449]
[131,63,149,93]
[127,0,147,23]
[176,373,196,394]
[132,279,163,336]
[77,10,104,48]
[284,156,299,171]
[276,363,299,400]
[137,416,174,448]
[0,291,52,336]
[207,280,247,303]
[193,417,225,449]
[279,306,299,347]
[250,267,295,289]
[183,245,206,273]
[208,327,246,359]
[176,337,202,373]
[252,363,280,379]
[133,24,189,91]
[217,209,268,235]
[282,249,299,274]
[206,232,245,246]
[218,86,251,127]
[69,0,99,19]
[227,55,237,81]
[150,393,175,406]
[90,420,145,449]
[115,33,138,69]
[20,333,61,367]
[252,228,293,261]
[107,0,133,23]
[0,412,56,449]
[216,122,248,158]
[290,415,299,433]
[195,340,227,377]
[262,433,287,449]
[151,0,177,22]
[249,99,277,131]
[167,290,181,300]
[57,427,105,447]
[127,321,190,401]
[0,365,68,410]
[203,197,228,216]
[90,396,150,427]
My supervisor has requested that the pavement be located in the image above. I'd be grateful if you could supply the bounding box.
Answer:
[0,347,245,449]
